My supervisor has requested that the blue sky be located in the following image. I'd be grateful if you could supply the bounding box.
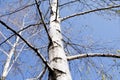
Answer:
[0,0,120,80]
[61,9,120,51]
[87,13,120,41]
[60,1,120,79]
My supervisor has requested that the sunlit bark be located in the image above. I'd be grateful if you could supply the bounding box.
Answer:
[48,0,72,80]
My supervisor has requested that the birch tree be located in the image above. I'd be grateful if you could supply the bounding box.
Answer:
[0,0,120,80]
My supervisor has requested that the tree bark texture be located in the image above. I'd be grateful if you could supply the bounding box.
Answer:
[48,0,72,80]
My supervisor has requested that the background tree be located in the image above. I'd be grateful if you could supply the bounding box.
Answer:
[0,0,120,80]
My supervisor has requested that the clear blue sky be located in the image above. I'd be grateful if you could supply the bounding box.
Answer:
[0,0,120,80]
[60,1,120,79]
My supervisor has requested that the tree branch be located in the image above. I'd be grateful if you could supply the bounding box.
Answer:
[26,67,47,80]
[34,0,52,43]
[1,33,20,79]
[0,31,13,46]
[62,5,120,21]
[0,48,9,56]
[59,0,79,7]
[0,20,53,71]
[0,1,41,17]
[67,53,120,61]
[0,22,41,46]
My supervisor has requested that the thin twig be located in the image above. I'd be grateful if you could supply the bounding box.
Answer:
[37,67,47,80]
[0,1,41,17]
[34,0,52,42]
[62,5,120,21]
[0,22,42,46]
[0,20,53,71]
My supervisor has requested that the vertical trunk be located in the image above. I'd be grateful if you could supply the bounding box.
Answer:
[48,0,72,80]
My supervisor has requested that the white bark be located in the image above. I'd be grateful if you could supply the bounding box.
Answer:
[1,36,20,80]
[48,0,72,80]
[1,14,27,80]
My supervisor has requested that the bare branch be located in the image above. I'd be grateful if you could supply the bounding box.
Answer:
[7,44,26,74]
[0,20,53,71]
[55,0,59,20]
[62,5,120,21]
[37,67,47,79]
[34,0,52,42]
[0,1,41,17]
[59,0,79,7]
[0,22,42,46]
[0,48,9,56]
[2,35,20,79]
[26,67,47,80]
[0,31,13,46]
[67,53,120,61]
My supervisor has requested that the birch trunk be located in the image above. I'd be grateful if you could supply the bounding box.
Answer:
[48,0,72,80]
